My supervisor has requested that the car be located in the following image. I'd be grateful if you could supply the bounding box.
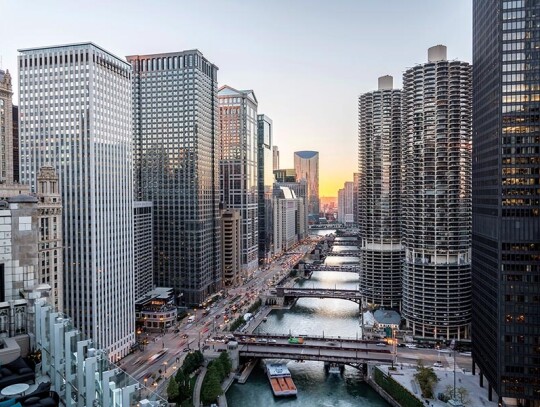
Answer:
[182,348,190,352]
[326,342,337,346]
[405,344,417,349]
[182,334,189,339]
[174,329,180,333]
[433,361,443,367]
[258,338,267,343]
[398,343,406,348]
[269,339,277,343]
[376,342,387,347]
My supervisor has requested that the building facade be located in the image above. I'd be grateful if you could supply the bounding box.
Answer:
[472,1,540,405]
[257,114,274,263]
[401,46,472,339]
[273,186,306,255]
[337,181,354,225]
[220,209,242,286]
[12,106,19,183]
[128,50,221,306]
[294,151,320,217]
[134,201,153,301]
[352,172,359,225]
[0,70,14,184]
[272,145,279,171]
[35,166,63,312]
[218,85,259,275]
[19,43,135,360]
[358,76,403,309]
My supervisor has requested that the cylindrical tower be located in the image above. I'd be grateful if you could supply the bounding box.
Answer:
[358,76,403,309]
[401,46,472,340]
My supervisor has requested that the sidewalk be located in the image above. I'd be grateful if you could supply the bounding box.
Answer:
[192,366,207,407]
[377,364,497,407]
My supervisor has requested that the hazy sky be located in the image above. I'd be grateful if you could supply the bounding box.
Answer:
[0,0,472,197]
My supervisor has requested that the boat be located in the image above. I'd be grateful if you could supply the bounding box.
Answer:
[266,363,297,397]
[325,362,344,375]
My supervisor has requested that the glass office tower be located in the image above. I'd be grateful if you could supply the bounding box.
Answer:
[257,114,274,264]
[294,151,320,218]
[128,50,221,306]
[472,1,540,405]
[358,76,403,308]
[19,43,134,360]
[401,45,472,340]
[218,86,259,275]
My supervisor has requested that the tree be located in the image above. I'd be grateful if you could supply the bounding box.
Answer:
[201,366,222,405]
[457,387,471,405]
[218,351,232,376]
[175,369,191,403]
[166,377,179,402]
[414,364,439,399]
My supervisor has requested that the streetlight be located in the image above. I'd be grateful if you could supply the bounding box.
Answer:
[163,361,168,374]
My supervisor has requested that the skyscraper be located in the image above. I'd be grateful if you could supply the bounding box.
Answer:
[472,1,540,404]
[294,150,319,217]
[337,181,354,225]
[272,145,280,171]
[358,76,403,308]
[221,209,242,286]
[0,69,14,184]
[134,201,153,301]
[19,43,135,360]
[128,50,221,306]
[401,46,472,340]
[218,85,259,275]
[258,114,274,263]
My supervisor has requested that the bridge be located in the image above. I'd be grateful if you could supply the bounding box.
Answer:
[331,240,359,246]
[326,251,360,257]
[304,264,360,273]
[234,333,394,368]
[275,287,362,304]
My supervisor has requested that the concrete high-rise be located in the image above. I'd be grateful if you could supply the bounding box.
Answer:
[19,43,135,360]
[273,186,306,254]
[401,46,472,339]
[472,2,540,405]
[358,76,403,309]
[128,50,221,306]
[257,114,274,264]
[221,209,242,286]
[294,151,319,217]
[218,85,259,275]
[0,70,14,184]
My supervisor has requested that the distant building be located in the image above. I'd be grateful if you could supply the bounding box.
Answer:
[294,151,320,217]
[257,114,274,263]
[401,46,472,340]
[128,50,222,306]
[0,70,14,184]
[472,1,540,405]
[358,76,403,309]
[134,201,153,301]
[20,43,135,360]
[272,146,280,171]
[219,85,259,275]
[274,168,296,183]
[275,179,308,236]
[221,209,242,286]
[35,167,63,312]
[337,181,354,225]
[273,186,306,254]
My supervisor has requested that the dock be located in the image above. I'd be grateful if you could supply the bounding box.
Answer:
[237,359,258,384]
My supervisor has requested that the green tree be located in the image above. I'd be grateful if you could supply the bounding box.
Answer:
[166,377,179,402]
[414,365,439,399]
[201,366,222,405]
[218,351,232,376]
[174,369,191,403]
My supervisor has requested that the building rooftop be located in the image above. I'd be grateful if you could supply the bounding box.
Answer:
[373,309,401,326]
[294,151,318,159]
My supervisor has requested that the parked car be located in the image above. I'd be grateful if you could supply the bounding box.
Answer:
[433,361,443,367]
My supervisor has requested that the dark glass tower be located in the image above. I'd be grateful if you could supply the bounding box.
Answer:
[128,51,222,306]
[257,114,274,264]
[472,1,540,405]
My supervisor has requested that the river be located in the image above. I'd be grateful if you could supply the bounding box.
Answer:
[225,231,389,406]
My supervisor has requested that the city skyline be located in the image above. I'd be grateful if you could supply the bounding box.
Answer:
[0,0,472,197]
